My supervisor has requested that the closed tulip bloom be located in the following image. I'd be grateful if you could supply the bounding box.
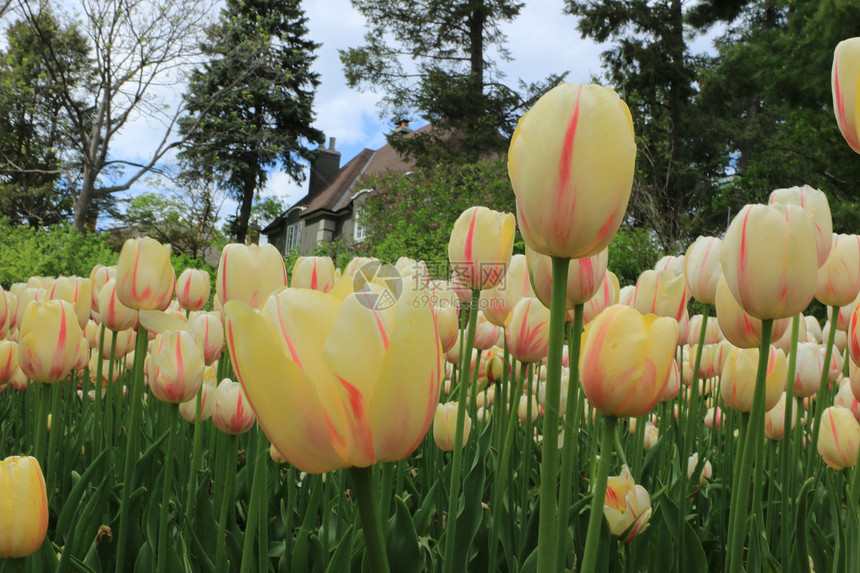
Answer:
[687,453,713,484]
[632,269,689,323]
[769,185,833,267]
[716,275,790,349]
[472,311,500,351]
[433,402,471,451]
[581,305,678,418]
[660,359,680,402]
[481,254,534,327]
[49,276,92,330]
[147,330,205,404]
[643,422,659,449]
[395,258,430,289]
[175,268,211,311]
[505,297,551,364]
[721,203,818,320]
[18,300,84,384]
[97,327,136,359]
[823,322,847,354]
[765,392,797,440]
[217,243,287,310]
[0,456,49,558]
[834,381,860,422]
[773,313,809,354]
[97,279,139,332]
[720,346,787,413]
[518,394,539,423]
[618,285,635,307]
[704,406,724,430]
[527,246,608,310]
[806,315,823,343]
[685,236,722,305]
[179,383,216,423]
[15,288,45,336]
[189,312,224,365]
[291,256,337,292]
[223,272,442,473]
[603,465,652,543]
[448,206,515,291]
[508,83,636,258]
[815,234,860,307]
[583,270,620,324]
[655,255,685,274]
[89,264,116,313]
[89,355,119,387]
[687,313,723,346]
[832,38,860,154]
[213,379,256,435]
[0,341,19,385]
[794,342,824,398]
[3,291,16,333]
[818,406,860,470]
[116,237,175,311]
[0,287,8,338]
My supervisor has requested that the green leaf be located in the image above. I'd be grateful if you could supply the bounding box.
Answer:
[386,496,421,573]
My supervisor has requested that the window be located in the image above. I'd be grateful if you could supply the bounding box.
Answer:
[285,221,302,252]
[353,205,366,242]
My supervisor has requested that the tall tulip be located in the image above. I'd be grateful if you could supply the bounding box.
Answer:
[212,378,255,435]
[147,330,205,404]
[89,264,116,313]
[481,254,533,327]
[716,276,790,349]
[631,269,689,323]
[769,186,832,268]
[49,276,92,330]
[447,206,515,291]
[832,37,860,154]
[217,243,287,310]
[527,246,608,308]
[116,237,175,311]
[190,311,224,365]
[433,402,471,451]
[815,234,860,307]
[818,405,860,470]
[98,279,139,332]
[176,268,211,311]
[685,236,722,305]
[292,256,337,292]
[721,203,818,320]
[583,270,620,324]
[508,83,635,258]
[505,297,551,364]
[179,383,215,423]
[581,305,678,418]
[0,456,49,558]
[17,300,85,384]
[0,341,19,385]
[720,346,787,413]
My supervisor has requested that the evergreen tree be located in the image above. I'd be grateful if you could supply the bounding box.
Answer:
[179,0,324,244]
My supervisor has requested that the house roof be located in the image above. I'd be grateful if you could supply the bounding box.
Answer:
[262,125,427,234]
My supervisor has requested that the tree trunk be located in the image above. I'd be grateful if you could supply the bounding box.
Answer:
[467,1,486,123]
[73,168,98,232]
[235,172,256,244]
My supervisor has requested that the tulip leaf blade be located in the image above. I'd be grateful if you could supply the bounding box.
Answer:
[324,524,355,573]
[55,448,109,545]
[386,495,421,573]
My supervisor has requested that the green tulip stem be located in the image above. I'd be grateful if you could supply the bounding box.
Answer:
[555,304,584,571]
[851,456,860,505]
[536,256,570,572]
[726,318,773,573]
[184,384,205,534]
[103,330,118,449]
[379,460,395,520]
[240,427,268,573]
[32,382,47,468]
[215,433,237,572]
[4,558,25,573]
[114,323,150,573]
[442,289,479,573]
[807,305,839,474]
[157,404,179,572]
[349,465,391,573]
[46,382,63,495]
[581,414,618,573]
[93,323,106,453]
[780,313,801,568]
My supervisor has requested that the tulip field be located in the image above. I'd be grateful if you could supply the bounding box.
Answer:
[3,38,860,573]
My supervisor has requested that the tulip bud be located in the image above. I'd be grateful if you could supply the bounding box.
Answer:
[704,406,724,430]
[89,264,116,313]
[721,203,818,319]
[643,423,659,450]
[0,340,20,385]
[17,299,85,384]
[720,346,787,413]
[505,298,550,364]
[179,384,215,423]
[687,313,723,346]
[48,276,91,330]
[292,256,337,292]
[509,83,635,259]
[175,268,211,311]
[818,405,860,470]
[835,380,860,422]
[189,312,224,365]
[433,402,470,451]
[687,453,713,485]
[832,38,860,154]
[0,456,49,558]
[583,270,620,324]
[769,186,833,268]
[116,237,175,311]
[765,392,797,440]
[518,394,539,423]
[473,311,500,351]
[270,444,288,464]
[806,315,823,343]
[716,275,790,349]
[217,243,287,310]
[793,342,824,398]
[685,237,722,305]
[147,330,205,404]
[98,279,139,332]
[603,465,652,543]
[212,379,255,434]
[481,254,534,327]
[632,269,689,323]
[527,246,608,309]
[815,234,860,307]
[447,206,515,291]
[581,305,678,418]
[395,258,430,289]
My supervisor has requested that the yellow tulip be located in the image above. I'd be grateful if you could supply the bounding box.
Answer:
[0,456,49,558]
[505,297,550,364]
[473,311,500,351]
[48,276,91,330]
[684,236,722,305]
[769,186,832,267]
[212,379,255,435]
[832,37,860,154]
[216,243,287,310]
[0,341,20,385]
[764,392,797,440]
[17,300,84,384]
[116,237,175,311]
[89,264,116,313]
[721,203,818,320]
[508,83,635,258]
[793,342,824,399]
[581,305,678,418]
[720,346,786,413]
[603,465,652,543]
[176,268,211,311]
[655,255,685,274]
[481,254,534,327]
[583,270,620,324]
[179,383,215,423]
[815,234,860,307]
[527,246,608,309]
[223,272,442,473]
[631,269,689,323]
[432,402,470,451]
[818,405,860,470]
[715,275,790,349]
[686,313,723,346]
[189,311,224,365]
[447,206,515,291]
[97,279,139,332]
[147,330,205,404]
[292,256,337,292]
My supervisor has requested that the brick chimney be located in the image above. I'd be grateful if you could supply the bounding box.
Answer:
[308,137,341,197]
